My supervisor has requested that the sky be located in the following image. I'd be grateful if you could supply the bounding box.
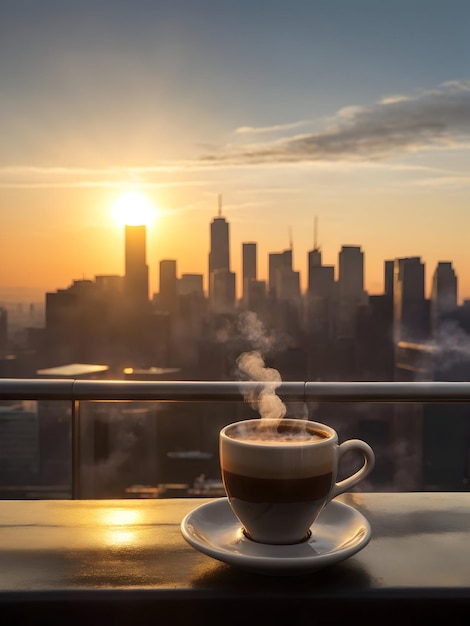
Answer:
[1,0,469,302]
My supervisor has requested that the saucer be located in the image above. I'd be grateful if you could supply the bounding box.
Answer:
[181,498,371,575]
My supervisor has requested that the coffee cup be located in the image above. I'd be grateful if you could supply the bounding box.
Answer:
[219,418,375,545]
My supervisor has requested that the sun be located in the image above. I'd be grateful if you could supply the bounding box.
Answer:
[111,192,157,226]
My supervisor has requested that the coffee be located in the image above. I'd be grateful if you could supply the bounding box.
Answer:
[220,418,375,544]
[222,468,333,543]
[222,470,333,502]
[228,421,331,445]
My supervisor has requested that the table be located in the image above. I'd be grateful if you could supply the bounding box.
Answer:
[1,493,470,624]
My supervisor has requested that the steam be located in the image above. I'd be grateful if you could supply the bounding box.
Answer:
[236,311,287,420]
[410,320,470,379]
[432,320,470,372]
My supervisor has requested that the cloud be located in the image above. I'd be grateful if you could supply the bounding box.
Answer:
[235,120,313,135]
[0,164,213,189]
[204,80,470,165]
[2,81,469,188]
[413,175,470,188]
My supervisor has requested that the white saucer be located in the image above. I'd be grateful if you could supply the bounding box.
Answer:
[181,497,371,575]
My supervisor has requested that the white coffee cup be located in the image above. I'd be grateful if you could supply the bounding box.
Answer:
[220,418,375,545]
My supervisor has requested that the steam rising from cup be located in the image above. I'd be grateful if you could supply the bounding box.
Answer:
[236,312,287,420]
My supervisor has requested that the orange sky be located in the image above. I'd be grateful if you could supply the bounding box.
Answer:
[1,3,469,303]
[2,165,470,304]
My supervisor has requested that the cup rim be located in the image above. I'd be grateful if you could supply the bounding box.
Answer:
[220,418,337,448]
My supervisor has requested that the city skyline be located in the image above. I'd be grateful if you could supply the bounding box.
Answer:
[1,2,470,299]
[34,215,465,307]
[0,204,467,305]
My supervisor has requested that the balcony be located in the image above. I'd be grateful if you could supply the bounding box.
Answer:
[1,379,470,623]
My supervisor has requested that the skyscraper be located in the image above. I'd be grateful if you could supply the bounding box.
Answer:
[338,245,364,299]
[337,245,366,338]
[242,242,257,304]
[431,261,458,336]
[305,244,336,338]
[210,268,236,313]
[308,246,322,274]
[0,308,7,354]
[159,260,178,313]
[307,244,335,299]
[208,196,230,300]
[393,257,428,343]
[384,260,394,298]
[307,215,322,278]
[125,225,149,305]
[268,250,292,298]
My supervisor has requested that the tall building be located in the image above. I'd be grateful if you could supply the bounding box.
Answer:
[245,280,267,312]
[242,242,257,304]
[338,245,364,299]
[307,242,335,299]
[275,267,300,301]
[209,216,230,273]
[159,260,178,313]
[393,257,428,343]
[431,262,458,336]
[305,244,336,338]
[268,250,292,298]
[210,268,236,313]
[208,196,230,301]
[307,247,322,289]
[307,217,322,279]
[384,260,394,297]
[0,307,7,353]
[337,245,366,338]
[125,225,149,304]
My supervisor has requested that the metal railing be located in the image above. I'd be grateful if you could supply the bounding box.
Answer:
[4,378,470,402]
[3,378,470,498]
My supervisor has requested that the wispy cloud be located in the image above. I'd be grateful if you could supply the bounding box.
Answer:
[413,175,470,188]
[235,120,312,134]
[0,164,213,189]
[204,80,470,164]
[2,81,469,188]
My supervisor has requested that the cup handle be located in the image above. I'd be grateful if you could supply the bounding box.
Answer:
[331,439,375,499]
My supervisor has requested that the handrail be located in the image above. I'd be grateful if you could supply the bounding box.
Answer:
[3,378,470,498]
[2,378,470,403]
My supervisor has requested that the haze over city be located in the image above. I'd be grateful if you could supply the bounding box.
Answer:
[1,1,469,301]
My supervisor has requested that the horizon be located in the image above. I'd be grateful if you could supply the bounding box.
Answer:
[1,1,469,300]
[0,220,465,305]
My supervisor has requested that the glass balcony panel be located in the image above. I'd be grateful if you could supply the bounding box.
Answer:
[0,399,71,498]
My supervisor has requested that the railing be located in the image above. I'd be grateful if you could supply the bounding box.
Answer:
[4,379,470,402]
[3,378,470,498]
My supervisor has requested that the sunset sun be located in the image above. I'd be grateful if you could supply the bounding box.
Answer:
[111,192,157,226]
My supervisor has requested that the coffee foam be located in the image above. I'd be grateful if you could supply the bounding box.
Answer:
[228,421,331,445]
[221,420,335,479]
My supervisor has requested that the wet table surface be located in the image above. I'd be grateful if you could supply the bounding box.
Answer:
[1,493,470,624]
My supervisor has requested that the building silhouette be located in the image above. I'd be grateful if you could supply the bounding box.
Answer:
[268,249,292,299]
[393,257,429,343]
[337,245,366,338]
[209,268,236,313]
[0,308,7,354]
[305,244,336,338]
[178,274,204,298]
[208,196,230,299]
[159,260,178,313]
[431,261,458,337]
[242,242,257,305]
[244,279,267,314]
[384,260,394,298]
[125,225,149,305]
